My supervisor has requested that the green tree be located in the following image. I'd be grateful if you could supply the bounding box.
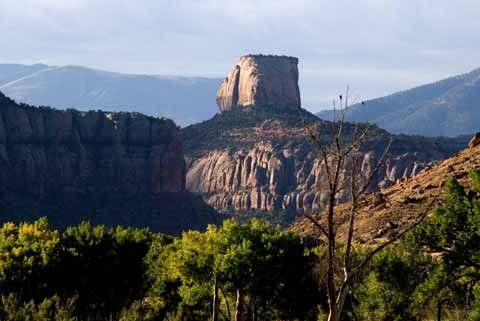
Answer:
[411,170,480,319]
[0,218,61,301]
[148,219,319,321]
[354,239,433,321]
[55,222,160,319]
[0,294,78,321]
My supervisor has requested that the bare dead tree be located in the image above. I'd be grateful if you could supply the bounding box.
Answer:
[298,87,434,321]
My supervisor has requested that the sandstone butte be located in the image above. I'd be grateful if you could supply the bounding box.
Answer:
[183,54,468,222]
[216,54,301,111]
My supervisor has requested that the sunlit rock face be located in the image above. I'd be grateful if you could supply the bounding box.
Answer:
[186,141,438,216]
[182,104,467,220]
[216,55,301,112]
[183,54,468,224]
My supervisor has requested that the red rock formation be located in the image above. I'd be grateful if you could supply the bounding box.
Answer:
[186,141,437,216]
[216,55,301,112]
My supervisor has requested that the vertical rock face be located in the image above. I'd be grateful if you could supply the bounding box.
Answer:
[186,142,442,216]
[182,103,468,224]
[216,55,301,112]
[0,92,219,234]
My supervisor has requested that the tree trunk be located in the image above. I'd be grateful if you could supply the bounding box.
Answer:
[326,190,337,319]
[212,274,219,321]
[220,286,231,321]
[334,287,349,321]
[437,301,442,321]
[327,308,338,321]
[235,288,244,321]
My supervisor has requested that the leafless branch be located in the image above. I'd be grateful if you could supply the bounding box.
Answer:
[343,198,437,288]
[356,136,393,198]
[296,106,334,189]
[341,123,375,158]
[304,214,329,238]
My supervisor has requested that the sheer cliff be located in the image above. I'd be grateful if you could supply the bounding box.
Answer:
[216,55,300,112]
[183,106,467,224]
[184,54,468,224]
[0,92,219,234]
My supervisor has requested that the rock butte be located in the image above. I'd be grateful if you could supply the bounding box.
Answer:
[184,54,468,220]
[216,55,301,112]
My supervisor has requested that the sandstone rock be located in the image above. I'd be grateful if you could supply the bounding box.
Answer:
[216,55,301,112]
[184,59,468,225]
[468,132,480,148]
[0,91,219,234]
[186,142,436,216]
[373,192,386,207]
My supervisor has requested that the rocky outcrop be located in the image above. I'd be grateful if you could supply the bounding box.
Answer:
[216,55,301,112]
[184,54,469,225]
[290,138,480,244]
[0,92,218,234]
[183,106,468,223]
[186,141,440,216]
[468,133,480,148]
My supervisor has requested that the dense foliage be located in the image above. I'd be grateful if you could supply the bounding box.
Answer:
[352,170,480,321]
[0,218,320,320]
[3,171,480,320]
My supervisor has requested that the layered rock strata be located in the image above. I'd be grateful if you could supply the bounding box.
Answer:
[187,141,447,216]
[183,106,467,221]
[0,92,218,234]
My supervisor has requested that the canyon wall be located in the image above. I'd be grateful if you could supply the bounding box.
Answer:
[185,54,467,221]
[186,140,444,217]
[0,92,218,234]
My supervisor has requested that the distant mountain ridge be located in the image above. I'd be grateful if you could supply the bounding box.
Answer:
[0,63,223,127]
[317,67,480,137]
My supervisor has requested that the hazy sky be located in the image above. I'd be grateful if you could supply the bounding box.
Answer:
[1,0,480,111]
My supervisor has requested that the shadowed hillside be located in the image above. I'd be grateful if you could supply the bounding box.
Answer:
[0,91,219,234]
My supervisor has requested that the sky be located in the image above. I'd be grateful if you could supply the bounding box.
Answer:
[1,0,480,112]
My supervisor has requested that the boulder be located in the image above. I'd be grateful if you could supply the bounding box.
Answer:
[468,132,480,148]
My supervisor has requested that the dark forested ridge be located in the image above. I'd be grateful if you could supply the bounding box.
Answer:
[0,91,219,234]
[317,67,480,137]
